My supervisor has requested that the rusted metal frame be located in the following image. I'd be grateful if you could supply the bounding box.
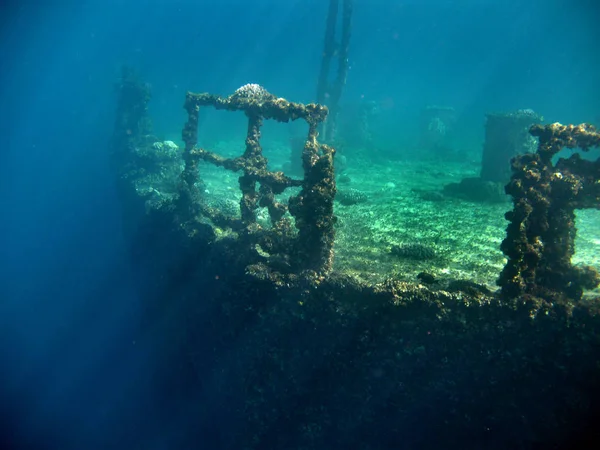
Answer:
[500,123,600,299]
[182,89,335,274]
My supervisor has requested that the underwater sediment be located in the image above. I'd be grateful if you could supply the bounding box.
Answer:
[112,70,600,449]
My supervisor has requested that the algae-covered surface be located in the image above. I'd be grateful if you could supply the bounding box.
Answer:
[144,139,600,292]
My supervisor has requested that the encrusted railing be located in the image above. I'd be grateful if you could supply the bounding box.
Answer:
[499,123,600,300]
[178,84,337,276]
[112,69,600,301]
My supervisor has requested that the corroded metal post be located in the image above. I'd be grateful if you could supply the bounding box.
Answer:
[499,123,600,300]
[316,0,353,143]
[178,93,203,219]
[316,0,338,108]
[289,121,337,272]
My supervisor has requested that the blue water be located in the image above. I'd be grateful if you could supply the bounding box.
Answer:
[1,1,598,448]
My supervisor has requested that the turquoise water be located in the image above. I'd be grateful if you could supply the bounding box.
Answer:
[2,1,599,448]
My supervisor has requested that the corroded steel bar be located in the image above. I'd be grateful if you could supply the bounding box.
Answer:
[499,123,600,300]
